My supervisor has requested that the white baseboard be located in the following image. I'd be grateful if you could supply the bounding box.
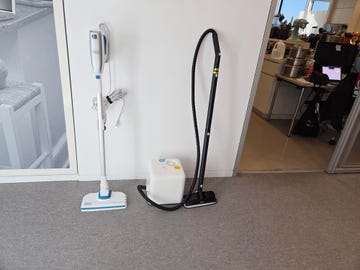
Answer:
[0,169,234,183]
[184,170,234,178]
[0,174,78,183]
[78,170,234,182]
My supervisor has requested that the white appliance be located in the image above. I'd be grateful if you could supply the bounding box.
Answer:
[147,158,186,205]
[80,23,127,212]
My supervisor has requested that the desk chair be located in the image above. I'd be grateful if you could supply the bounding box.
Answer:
[320,72,358,144]
[309,70,330,99]
[0,81,52,169]
[293,71,330,137]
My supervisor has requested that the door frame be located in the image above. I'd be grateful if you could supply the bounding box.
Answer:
[327,93,360,173]
[0,0,78,182]
[233,0,278,175]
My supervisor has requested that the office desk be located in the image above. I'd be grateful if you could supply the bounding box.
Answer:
[268,74,335,137]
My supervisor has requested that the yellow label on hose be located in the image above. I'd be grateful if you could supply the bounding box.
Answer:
[213,68,219,74]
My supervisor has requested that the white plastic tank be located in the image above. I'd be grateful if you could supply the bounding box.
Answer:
[147,158,186,205]
[271,40,286,60]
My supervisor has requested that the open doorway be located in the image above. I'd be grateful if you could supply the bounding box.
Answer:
[237,0,360,173]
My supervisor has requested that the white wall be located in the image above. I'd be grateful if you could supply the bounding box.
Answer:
[328,0,357,24]
[63,0,273,180]
[348,0,360,31]
[300,10,330,35]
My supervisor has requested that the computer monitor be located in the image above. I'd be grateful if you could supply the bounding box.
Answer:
[314,42,359,74]
[0,0,15,21]
[322,66,342,81]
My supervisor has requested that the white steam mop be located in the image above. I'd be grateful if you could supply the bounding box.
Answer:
[81,24,127,212]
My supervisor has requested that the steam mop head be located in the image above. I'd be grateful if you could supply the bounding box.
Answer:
[183,191,217,209]
[81,191,127,212]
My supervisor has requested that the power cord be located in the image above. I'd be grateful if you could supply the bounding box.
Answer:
[115,98,126,127]
[92,89,126,127]
[105,89,126,106]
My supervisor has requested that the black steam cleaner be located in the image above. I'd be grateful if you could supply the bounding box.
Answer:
[137,28,221,211]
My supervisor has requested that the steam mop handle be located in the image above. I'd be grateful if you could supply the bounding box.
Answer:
[96,77,107,179]
[212,31,221,56]
[197,29,221,193]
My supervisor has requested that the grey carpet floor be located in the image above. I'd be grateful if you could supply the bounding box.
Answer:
[0,173,359,270]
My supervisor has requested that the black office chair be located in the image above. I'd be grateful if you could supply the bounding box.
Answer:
[319,72,358,144]
[309,70,330,97]
[293,71,329,137]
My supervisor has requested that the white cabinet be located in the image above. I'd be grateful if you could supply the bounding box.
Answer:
[253,56,284,118]
[253,55,312,120]
[254,38,312,119]
[253,72,276,114]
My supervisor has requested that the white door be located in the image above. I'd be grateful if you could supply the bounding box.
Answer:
[0,0,77,181]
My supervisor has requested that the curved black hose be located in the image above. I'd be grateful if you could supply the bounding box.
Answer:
[137,29,220,211]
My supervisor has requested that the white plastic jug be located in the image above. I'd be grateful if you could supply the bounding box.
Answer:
[271,41,286,60]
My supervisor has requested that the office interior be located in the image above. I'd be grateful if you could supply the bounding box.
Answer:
[239,0,360,173]
[1,1,360,269]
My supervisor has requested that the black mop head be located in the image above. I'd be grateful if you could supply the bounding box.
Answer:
[183,191,217,209]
